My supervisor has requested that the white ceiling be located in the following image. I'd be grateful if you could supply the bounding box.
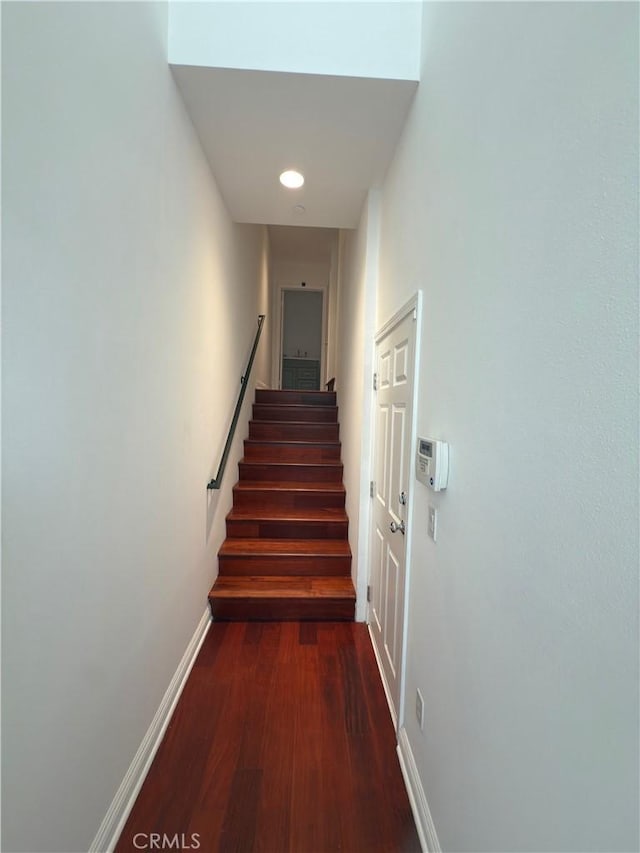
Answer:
[170,65,417,229]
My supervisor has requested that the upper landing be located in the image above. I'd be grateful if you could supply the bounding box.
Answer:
[168,1,422,82]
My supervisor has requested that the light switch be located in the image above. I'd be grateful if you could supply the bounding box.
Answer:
[428,506,437,541]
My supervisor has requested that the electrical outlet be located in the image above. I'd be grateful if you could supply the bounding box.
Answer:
[428,505,438,541]
[415,688,425,731]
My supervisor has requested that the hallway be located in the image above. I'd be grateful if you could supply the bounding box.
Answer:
[3,3,637,851]
[115,622,421,853]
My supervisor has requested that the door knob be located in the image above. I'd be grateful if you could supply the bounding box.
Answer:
[390,520,406,535]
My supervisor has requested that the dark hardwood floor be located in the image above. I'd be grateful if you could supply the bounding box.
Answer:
[115,622,421,853]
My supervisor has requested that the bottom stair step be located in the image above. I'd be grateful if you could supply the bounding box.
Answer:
[209,576,356,621]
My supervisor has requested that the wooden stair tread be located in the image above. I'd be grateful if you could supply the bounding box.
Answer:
[240,459,342,468]
[227,507,348,522]
[210,576,356,599]
[244,439,340,448]
[243,439,342,463]
[234,481,345,492]
[248,421,340,441]
[253,403,337,410]
[219,538,352,556]
[255,389,336,405]
[250,420,338,426]
[252,405,338,423]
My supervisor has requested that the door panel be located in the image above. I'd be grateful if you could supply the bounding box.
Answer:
[369,307,417,727]
[394,339,409,386]
[375,404,389,508]
[371,527,384,634]
[384,545,400,678]
[380,348,392,389]
[389,405,406,526]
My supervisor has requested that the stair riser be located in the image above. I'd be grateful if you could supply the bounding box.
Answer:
[233,490,346,510]
[243,442,341,462]
[239,463,343,483]
[226,519,349,539]
[209,597,355,621]
[256,390,336,406]
[249,421,340,441]
[218,556,352,576]
[252,405,338,423]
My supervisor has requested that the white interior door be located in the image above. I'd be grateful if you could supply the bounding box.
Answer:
[369,304,417,728]
[276,285,327,389]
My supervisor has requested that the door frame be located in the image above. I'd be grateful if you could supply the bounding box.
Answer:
[368,291,423,731]
[274,283,327,390]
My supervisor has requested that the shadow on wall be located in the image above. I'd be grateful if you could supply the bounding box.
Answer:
[206,488,222,543]
[205,315,266,540]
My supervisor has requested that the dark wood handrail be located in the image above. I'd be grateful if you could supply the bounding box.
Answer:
[207,314,265,490]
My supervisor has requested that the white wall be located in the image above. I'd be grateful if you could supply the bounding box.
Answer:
[254,230,272,389]
[336,194,379,621]
[2,3,268,851]
[326,237,340,382]
[168,1,421,81]
[376,3,639,851]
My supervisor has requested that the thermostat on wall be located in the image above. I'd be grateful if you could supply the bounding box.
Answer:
[416,437,449,491]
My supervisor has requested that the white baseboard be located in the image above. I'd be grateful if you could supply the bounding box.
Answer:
[397,726,442,853]
[89,608,212,853]
[366,623,397,730]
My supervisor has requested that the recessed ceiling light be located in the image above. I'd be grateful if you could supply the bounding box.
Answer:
[280,170,304,189]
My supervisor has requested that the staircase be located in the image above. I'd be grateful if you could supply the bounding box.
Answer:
[208,389,356,620]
